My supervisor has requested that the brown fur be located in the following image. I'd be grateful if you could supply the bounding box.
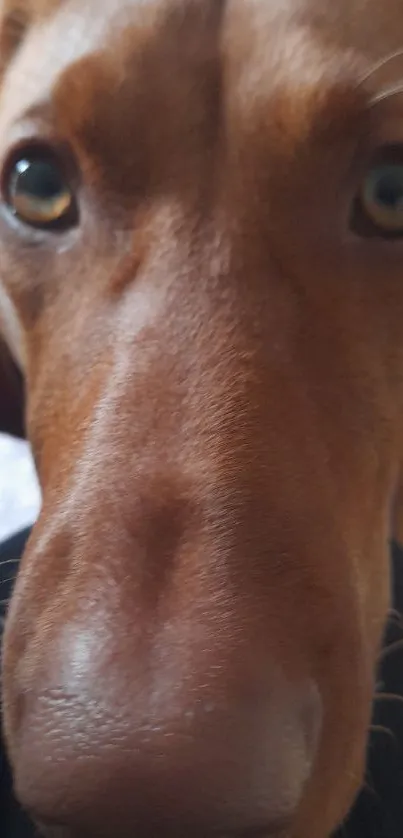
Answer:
[1,1,403,836]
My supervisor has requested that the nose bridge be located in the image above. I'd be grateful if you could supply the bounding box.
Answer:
[4,256,354,838]
[36,293,340,713]
[54,241,332,608]
[29,250,322,636]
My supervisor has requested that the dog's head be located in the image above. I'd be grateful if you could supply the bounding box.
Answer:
[2,1,403,836]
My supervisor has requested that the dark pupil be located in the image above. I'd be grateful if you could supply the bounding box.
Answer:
[374,168,403,210]
[15,159,64,199]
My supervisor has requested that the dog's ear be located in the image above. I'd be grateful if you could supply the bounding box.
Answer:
[0,336,25,437]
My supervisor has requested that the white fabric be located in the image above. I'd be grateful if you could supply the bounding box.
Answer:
[0,433,41,541]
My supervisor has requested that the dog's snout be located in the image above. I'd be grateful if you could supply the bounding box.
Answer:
[4,515,321,838]
[12,651,320,838]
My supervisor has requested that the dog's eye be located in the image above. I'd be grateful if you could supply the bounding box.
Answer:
[4,150,77,230]
[353,147,403,238]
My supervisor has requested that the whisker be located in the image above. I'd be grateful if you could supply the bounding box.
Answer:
[0,557,21,568]
[369,83,403,106]
[386,607,403,624]
[356,48,403,87]
[362,779,381,802]
[378,637,403,661]
[368,724,399,747]
[363,764,376,793]
[373,691,403,706]
[352,47,403,108]
[0,576,18,587]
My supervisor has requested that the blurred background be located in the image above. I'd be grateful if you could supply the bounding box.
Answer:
[0,433,40,542]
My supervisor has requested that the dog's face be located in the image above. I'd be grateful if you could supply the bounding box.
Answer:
[2,1,403,836]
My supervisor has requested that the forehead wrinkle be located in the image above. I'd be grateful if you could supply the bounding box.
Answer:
[64,18,363,157]
[44,2,226,202]
[0,0,139,131]
[0,0,226,197]
[222,16,368,165]
[0,0,374,199]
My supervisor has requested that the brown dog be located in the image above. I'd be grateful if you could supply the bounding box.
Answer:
[2,0,403,836]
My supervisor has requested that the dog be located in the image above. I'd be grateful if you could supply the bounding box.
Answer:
[2,1,403,836]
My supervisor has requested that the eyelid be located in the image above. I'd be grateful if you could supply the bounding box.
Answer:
[362,92,403,149]
[0,110,55,161]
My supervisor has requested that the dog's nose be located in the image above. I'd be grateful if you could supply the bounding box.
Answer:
[7,615,321,838]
